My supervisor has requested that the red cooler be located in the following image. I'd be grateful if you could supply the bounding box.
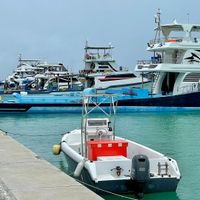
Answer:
[87,140,128,161]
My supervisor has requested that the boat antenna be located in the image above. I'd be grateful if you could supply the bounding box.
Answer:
[187,13,190,24]
[18,53,22,67]
[154,8,161,43]
[85,40,89,59]
[85,40,88,48]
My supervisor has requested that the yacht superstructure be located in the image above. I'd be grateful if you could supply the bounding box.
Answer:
[136,9,200,96]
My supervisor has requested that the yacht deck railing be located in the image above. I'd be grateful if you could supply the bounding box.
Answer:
[137,56,183,66]
[137,59,162,65]
[149,37,199,45]
[84,53,114,61]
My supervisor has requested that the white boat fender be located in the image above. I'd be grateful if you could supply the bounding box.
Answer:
[52,143,61,155]
[74,158,87,177]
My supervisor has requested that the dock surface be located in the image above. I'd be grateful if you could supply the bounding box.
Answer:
[0,130,103,200]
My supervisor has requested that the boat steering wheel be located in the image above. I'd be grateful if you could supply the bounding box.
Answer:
[96,128,108,137]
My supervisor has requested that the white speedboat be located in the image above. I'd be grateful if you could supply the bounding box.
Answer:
[79,41,149,90]
[54,94,181,198]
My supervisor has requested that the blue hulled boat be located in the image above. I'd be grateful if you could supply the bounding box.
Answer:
[2,11,200,113]
[1,85,200,113]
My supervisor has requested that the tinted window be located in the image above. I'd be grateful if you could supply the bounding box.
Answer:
[88,120,107,126]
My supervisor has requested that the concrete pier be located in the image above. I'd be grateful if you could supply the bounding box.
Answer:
[0,131,103,200]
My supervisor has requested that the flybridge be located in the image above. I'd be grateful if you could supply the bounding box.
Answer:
[84,41,114,63]
[161,23,200,39]
[150,9,200,46]
[84,40,114,50]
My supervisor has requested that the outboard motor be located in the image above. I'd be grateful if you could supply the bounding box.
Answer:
[131,154,150,182]
[131,154,150,199]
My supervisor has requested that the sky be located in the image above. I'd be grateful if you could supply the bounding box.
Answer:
[0,0,199,79]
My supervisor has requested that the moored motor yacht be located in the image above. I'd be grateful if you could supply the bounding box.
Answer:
[54,94,181,198]
[136,9,200,97]
[114,9,200,111]
[79,41,149,90]
[4,54,78,93]
[6,57,40,89]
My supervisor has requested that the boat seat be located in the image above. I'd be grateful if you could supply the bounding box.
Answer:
[95,156,131,178]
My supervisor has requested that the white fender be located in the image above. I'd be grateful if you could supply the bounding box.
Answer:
[74,158,86,177]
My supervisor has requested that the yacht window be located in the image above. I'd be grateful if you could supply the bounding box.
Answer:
[99,66,109,69]
[105,73,136,78]
[183,73,200,82]
[59,78,68,83]
[97,70,105,72]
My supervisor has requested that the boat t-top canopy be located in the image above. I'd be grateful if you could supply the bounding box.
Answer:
[84,46,114,50]
[84,40,114,50]
[82,93,119,116]
[80,93,119,156]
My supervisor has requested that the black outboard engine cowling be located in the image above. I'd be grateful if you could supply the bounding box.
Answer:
[131,154,150,183]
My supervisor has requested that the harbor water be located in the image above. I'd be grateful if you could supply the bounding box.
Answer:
[0,111,200,200]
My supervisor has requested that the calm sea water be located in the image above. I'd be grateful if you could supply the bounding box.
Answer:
[0,111,200,200]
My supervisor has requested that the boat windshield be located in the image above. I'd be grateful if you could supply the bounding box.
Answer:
[88,120,107,126]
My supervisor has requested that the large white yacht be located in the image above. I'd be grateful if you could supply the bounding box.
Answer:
[79,41,148,90]
[116,9,200,111]
[136,9,200,96]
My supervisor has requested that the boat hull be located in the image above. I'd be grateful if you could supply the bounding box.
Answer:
[119,92,200,107]
[118,91,200,112]
[0,103,82,113]
[1,91,200,113]
[63,153,179,195]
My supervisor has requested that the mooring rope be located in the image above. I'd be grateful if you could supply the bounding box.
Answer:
[73,177,139,200]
